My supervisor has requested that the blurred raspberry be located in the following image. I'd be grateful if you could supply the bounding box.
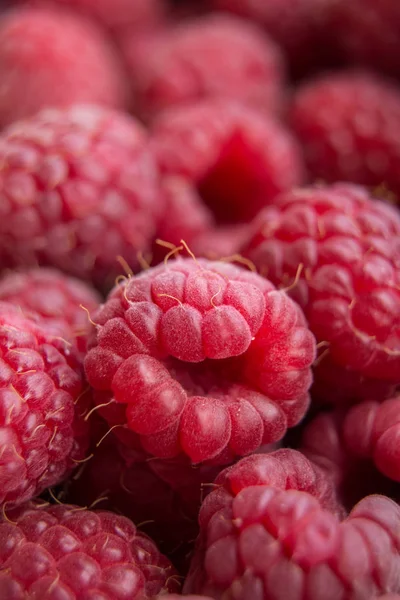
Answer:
[0,6,127,126]
[151,100,305,224]
[0,302,90,507]
[184,451,400,599]
[329,0,400,77]
[0,268,100,350]
[84,257,315,466]
[190,224,251,261]
[21,0,166,33]
[123,13,286,122]
[0,501,179,599]
[211,0,337,76]
[290,71,400,202]
[241,183,400,404]
[0,105,163,288]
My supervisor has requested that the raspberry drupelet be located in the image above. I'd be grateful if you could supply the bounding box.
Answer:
[0,105,164,288]
[123,13,285,122]
[290,71,400,201]
[184,450,400,599]
[0,6,127,127]
[151,99,305,225]
[0,501,179,599]
[0,268,100,349]
[241,183,400,404]
[84,257,316,465]
[0,302,90,507]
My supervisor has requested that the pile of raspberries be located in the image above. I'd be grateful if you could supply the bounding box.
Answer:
[0,0,399,598]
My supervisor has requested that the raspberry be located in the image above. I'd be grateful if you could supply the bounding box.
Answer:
[190,224,251,262]
[342,397,400,483]
[241,183,400,403]
[151,99,305,224]
[300,409,400,511]
[84,257,315,465]
[123,13,285,122]
[21,0,166,33]
[0,6,127,127]
[0,268,100,349]
[0,500,179,599]
[211,0,336,75]
[0,104,163,288]
[0,302,90,506]
[184,451,400,599]
[329,0,400,77]
[290,71,400,200]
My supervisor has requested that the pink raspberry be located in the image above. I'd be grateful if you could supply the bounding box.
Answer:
[190,224,251,262]
[20,0,166,33]
[0,268,100,349]
[211,0,336,75]
[0,302,90,507]
[84,257,316,465]
[329,0,400,77]
[0,6,127,127]
[241,183,400,403]
[300,409,400,510]
[151,99,305,224]
[123,13,285,122]
[342,397,400,483]
[290,71,400,201]
[184,450,400,599]
[0,105,163,288]
[0,501,179,599]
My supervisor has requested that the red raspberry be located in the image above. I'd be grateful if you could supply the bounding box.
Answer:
[184,450,400,599]
[0,6,127,127]
[211,0,336,75]
[0,268,100,347]
[190,224,251,262]
[290,71,400,200]
[329,0,400,77]
[0,302,90,506]
[300,409,400,510]
[84,257,316,465]
[0,501,179,599]
[151,99,305,224]
[21,0,166,33]
[0,105,163,288]
[241,183,400,404]
[342,397,400,483]
[123,13,285,122]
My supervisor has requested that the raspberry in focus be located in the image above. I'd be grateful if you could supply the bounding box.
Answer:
[290,71,400,201]
[241,183,400,403]
[151,100,305,224]
[84,257,316,465]
[184,450,400,599]
[0,302,90,507]
[124,13,286,122]
[0,501,179,599]
[0,5,127,127]
[0,105,164,288]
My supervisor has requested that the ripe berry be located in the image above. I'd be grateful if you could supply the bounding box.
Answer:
[84,257,316,465]
[151,99,305,224]
[0,302,90,507]
[0,268,100,349]
[0,6,127,127]
[329,0,400,77]
[184,450,400,599]
[0,501,179,599]
[241,183,400,403]
[124,13,285,122]
[290,71,400,201]
[0,104,163,288]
